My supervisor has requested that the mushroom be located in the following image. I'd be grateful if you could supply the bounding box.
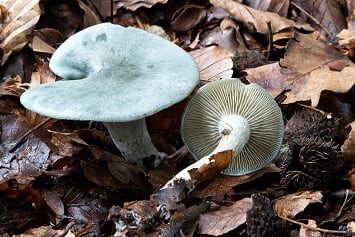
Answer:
[20,23,199,167]
[180,78,284,175]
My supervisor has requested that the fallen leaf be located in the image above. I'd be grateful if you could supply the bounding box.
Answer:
[12,225,75,237]
[292,0,346,39]
[198,197,252,236]
[78,0,102,27]
[200,18,247,53]
[170,3,206,32]
[24,57,56,127]
[248,32,355,106]
[337,29,355,49]
[41,189,65,222]
[299,219,321,237]
[0,0,41,65]
[0,114,60,184]
[341,121,355,163]
[50,130,87,157]
[273,191,323,218]
[189,46,233,82]
[192,165,281,198]
[245,0,289,18]
[0,75,26,96]
[117,0,168,11]
[210,0,294,34]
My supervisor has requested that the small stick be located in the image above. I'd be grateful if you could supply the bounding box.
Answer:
[280,216,355,235]
[266,21,273,61]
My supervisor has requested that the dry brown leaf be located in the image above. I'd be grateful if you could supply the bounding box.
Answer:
[0,114,60,184]
[192,165,281,198]
[270,32,355,106]
[210,0,294,34]
[342,121,355,163]
[273,191,323,218]
[245,62,294,97]
[78,0,102,28]
[337,29,355,49]
[285,63,355,106]
[117,0,167,11]
[200,18,247,53]
[12,225,74,237]
[198,197,252,236]
[0,75,26,96]
[170,4,206,32]
[293,0,346,39]
[245,0,289,18]
[31,36,56,54]
[0,0,41,65]
[189,46,233,82]
[24,58,56,126]
[299,219,322,237]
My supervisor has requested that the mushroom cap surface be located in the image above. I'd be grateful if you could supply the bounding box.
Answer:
[181,78,284,175]
[20,23,199,122]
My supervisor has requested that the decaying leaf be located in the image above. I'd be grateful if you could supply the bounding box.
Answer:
[210,0,294,34]
[12,225,75,237]
[0,0,41,65]
[337,29,355,49]
[189,46,233,82]
[78,0,102,28]
[281,33,355,106]
[0,75,26,96]
[245,0,289,18]
[247,33,355,106]
[50,130,87,157]
[299,219,321,237]
[0,114,60,184]
[192,165,281,198]
[273,191,323,218]
[341,121,355,163]
[198,197,252,236]
[117,0,168,11]
[24,58,56,127]
[170,3,206,32]
[293,0,346,39]
[200,18,247,53]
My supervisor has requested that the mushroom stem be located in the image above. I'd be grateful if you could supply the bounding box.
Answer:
[213,114,250,155]
[104,119,165,168]
[162,115,250,189]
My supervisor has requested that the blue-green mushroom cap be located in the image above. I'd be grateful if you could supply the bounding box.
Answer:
[20,23,199,122]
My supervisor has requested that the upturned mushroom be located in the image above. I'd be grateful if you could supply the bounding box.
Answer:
[20,23,199,167]
[181,78,284,176]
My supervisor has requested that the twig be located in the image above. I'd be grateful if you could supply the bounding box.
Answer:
[335,189,353,218]
[266,21,273,61]
[280,216,355,235]
[290,1,333,38]
[9,117,52,152]
[297,103,332,119]
[54,222,75,237]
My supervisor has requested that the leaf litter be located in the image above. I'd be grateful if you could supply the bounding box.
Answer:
[1,0,355,236]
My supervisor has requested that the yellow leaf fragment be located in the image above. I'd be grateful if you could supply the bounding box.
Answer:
[273,191,323,219]
[0,0,41,65]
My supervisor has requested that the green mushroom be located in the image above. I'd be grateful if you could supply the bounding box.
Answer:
[20,23,199,168]
[181,78,284,175]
